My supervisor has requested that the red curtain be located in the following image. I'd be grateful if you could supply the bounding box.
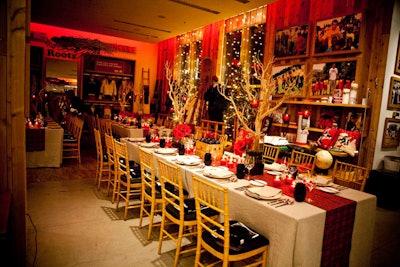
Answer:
[156,37,176,112]
[202,21,222,76]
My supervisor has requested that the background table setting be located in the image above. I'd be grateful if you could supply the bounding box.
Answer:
[111,122,144,138]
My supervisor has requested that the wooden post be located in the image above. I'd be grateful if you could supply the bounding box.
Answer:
[1,0,28,265]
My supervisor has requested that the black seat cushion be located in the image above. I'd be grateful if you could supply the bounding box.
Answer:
[120,174,141,184]
[118,159,141,178]
[166,198,219,221]
[63,136,77,142]
[155,180,189,197]
[144,187,162,199]
[63,131,74,138]
[202,220,269,254]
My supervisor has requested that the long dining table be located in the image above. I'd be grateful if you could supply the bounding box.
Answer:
[121,137,376,267]
[111,123,144,138]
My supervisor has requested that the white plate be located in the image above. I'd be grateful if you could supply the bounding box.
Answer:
[264,163,286,172]
[317,186,339,194]
[267,170,282,176]
[245,187,282,200]
[154,148,177,155]
[250,180,267,187]
[175,156,203,166]
[203,167,234,179]
[128,137,145,142]
[139,142,158,148]
[245,189,282,200]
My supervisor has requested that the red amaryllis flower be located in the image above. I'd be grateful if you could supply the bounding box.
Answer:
[173,124,192,139]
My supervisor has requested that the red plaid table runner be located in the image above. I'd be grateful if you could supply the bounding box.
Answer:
[26,128,45,152]
[258,174,356,267]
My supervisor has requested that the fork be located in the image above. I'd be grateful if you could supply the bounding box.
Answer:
[274,198,294,208]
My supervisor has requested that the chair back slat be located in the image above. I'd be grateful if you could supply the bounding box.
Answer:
[290,150,315,174]
[139,147,156,192]
[114,140,130,184]
[332,161,369,191]
[262,144,280,164]
[193,176,228,236]
[157,159,185,218]
[94,129,103,160]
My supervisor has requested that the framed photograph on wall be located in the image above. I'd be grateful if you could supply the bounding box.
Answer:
[395,33,400,75]
[314,12,362,54]
[388,76,400,109]
[272,64,305,95]
[274,25,309,58]
[382,118,400,149]
[311,60,357,96]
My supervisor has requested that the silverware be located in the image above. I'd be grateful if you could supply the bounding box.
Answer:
[270,200,284,206]
[275,202,288,208]
[272,198,294,207]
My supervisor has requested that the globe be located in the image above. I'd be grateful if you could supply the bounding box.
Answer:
[315,150,333,170]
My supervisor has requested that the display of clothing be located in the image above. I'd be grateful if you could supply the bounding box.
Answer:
[84,75,100,98]
[100,78,116,97]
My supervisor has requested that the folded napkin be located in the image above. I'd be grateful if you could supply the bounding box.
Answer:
[175,155,202,165]
[154,148,177,154]
[264,136,289,146]
[317,186,339,194]
[315,176,333,186]
[264,163,286,171]
[203,167,234,178]
[139,142,158,148]
[245,186,282,200]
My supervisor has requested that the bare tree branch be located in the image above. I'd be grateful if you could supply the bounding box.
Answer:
[118,79,133,111]
[218,56,307,150]
[164,61,198,125]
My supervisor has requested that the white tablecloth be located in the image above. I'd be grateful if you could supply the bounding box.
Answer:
[26,124,64,168]
[121,138,376,267]
[112,123,143,138]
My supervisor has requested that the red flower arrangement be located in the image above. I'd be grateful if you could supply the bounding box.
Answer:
[233,128,255,155]
[173,124,192,140]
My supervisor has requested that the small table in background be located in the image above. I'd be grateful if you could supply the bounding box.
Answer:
[365,169,400,210]
[111,123,144,138]
[26,121,63,168]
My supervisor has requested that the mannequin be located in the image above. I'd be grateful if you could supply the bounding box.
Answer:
[100,76,116,100]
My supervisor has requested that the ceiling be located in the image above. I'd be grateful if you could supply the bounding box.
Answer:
[31,0,274,43]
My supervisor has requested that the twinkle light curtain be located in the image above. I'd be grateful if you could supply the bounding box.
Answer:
[223,5,267,82]
[222,5,267,140]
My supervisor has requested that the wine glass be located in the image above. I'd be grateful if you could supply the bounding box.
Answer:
[244,155,255,181]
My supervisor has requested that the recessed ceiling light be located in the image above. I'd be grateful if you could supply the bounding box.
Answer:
[113,19,171,33]
[168,0,220,14]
